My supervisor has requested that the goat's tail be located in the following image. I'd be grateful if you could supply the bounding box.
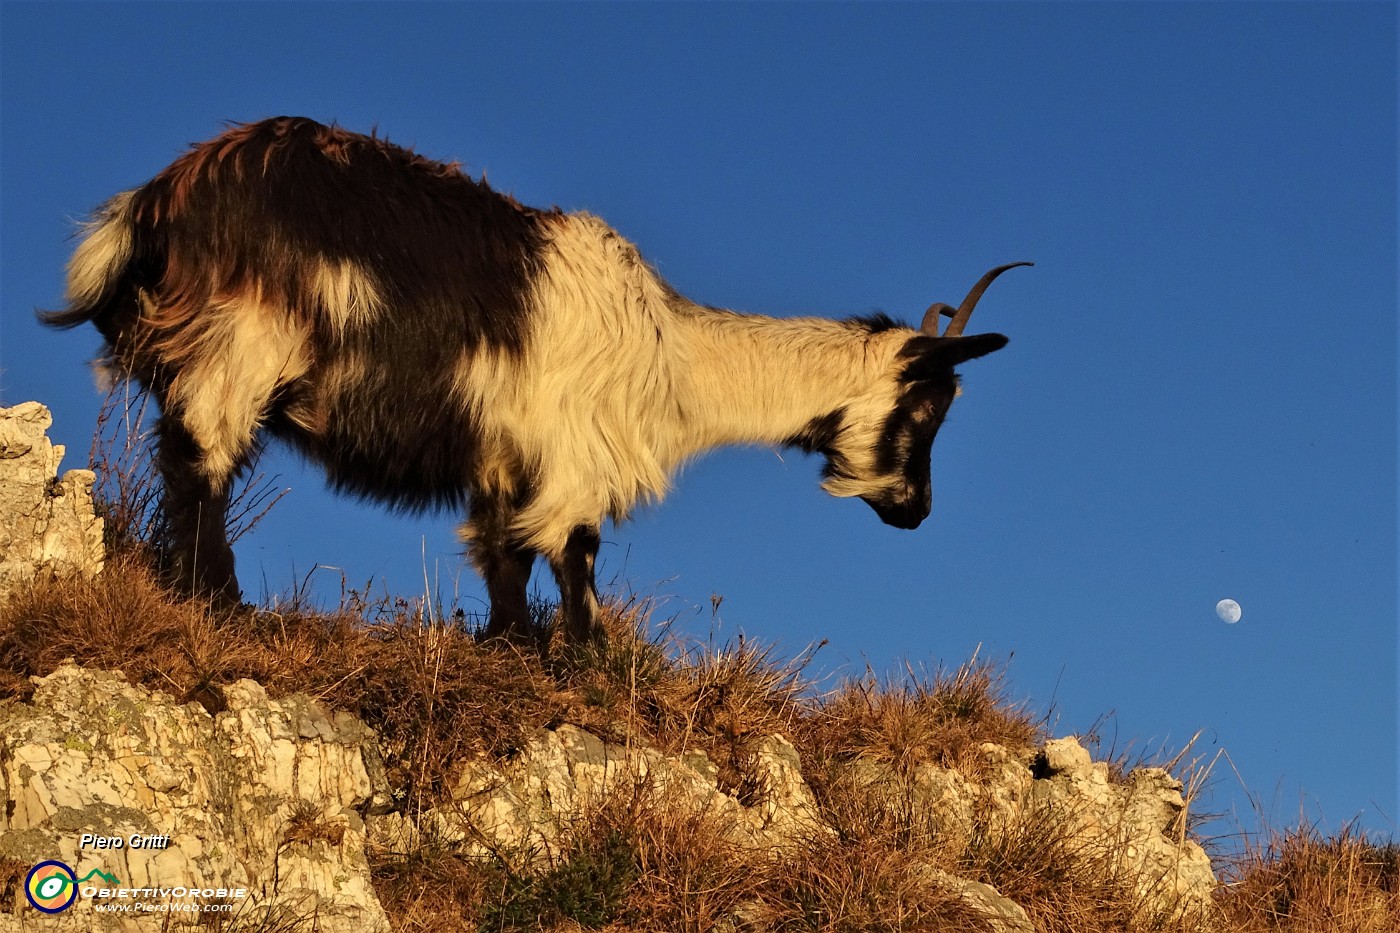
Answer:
[41,190,138,330]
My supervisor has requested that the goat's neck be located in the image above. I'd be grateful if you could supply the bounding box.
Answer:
[669,303,902,455]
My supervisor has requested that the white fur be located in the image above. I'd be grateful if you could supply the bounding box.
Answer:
[166,291,311,479]
[311,258,382,332]
[453,212,916,558]
[66,191,135,309]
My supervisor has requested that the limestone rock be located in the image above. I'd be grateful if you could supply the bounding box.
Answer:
[0,663,391,932]
[821,735,1214,923]
[383,724,827,864]
[0,402,104,601]
[928,868,1035,933]
[746,734,827,844]
[0,660,1221,931]
[1029,735,1217,921]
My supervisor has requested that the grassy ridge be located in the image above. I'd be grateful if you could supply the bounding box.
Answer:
[2,558,1395,932]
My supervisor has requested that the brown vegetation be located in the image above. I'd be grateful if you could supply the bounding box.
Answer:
[6,559,1393,931]
[1217,822,1400,933]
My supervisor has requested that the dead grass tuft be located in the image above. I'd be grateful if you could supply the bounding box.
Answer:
[372,840,495,932]
[568,779,760,932]
[558,602,815,802]
[0,552,261,705]
[752,828,998,932]
[375,778,762,933]
[347,622,566,809]
[1218,821,1400,933]
[955,797,1153,933]
[280,800,346,850]
[798,655,1042,783]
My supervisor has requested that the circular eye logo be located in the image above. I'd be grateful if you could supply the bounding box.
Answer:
[25,860,78,913]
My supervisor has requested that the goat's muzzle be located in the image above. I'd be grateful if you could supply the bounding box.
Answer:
[861,492,930,530]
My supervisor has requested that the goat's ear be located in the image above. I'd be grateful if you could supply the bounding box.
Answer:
[901,333,1009,382]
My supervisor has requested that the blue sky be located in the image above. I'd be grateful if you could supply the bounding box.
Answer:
[2,3,1394,844]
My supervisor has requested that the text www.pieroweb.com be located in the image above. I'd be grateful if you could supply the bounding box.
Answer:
[86,887,244,914]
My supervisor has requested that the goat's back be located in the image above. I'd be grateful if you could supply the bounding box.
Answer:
[49,117,571,509]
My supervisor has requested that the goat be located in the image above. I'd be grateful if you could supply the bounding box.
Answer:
[45,116,1028,648]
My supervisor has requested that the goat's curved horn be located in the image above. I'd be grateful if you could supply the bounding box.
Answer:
[931,261,1033,338]
[919,302,956,336]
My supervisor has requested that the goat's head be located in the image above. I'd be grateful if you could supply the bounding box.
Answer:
[817,262,1031,528]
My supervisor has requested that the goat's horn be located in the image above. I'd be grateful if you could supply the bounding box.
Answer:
[937,261,1034,338]
[919,302,956,336]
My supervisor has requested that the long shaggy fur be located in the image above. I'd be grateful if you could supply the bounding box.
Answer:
[46,116,1011,647]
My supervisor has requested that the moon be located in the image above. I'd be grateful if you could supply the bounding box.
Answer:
[1216,599,1242,624]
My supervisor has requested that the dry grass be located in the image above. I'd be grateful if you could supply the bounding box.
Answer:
[0,555,569,811]
[5,555,1396,931]
[0,548,814,816]
[0,551,254,703]
[374,778,761,933]
[797,656,1043,782]
[751,829,999,932]
[561,612,815,803]
[280,800,347,850]
[956,797,1160,933]
[1217,822,1400,933]
[371,841,496,933]
[791,655,1043,858]
[519,779,756,932]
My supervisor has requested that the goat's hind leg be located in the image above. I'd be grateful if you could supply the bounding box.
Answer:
[463,496,537,643]
[147,293,307,606]
[156,416,242,606]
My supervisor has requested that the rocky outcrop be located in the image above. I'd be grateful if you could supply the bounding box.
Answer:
[375,725,826,862]
[1031,736,1217,919]
[834,735,1214,923]
[0,664,1216,931]
[0,403,103,601]
[0,664,392,932]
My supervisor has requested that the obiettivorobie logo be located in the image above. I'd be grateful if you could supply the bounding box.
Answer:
[25,861,120,913]
[24,856,248,917]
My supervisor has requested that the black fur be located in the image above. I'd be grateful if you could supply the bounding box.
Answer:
[44,117,566,630]
[268,321,503,515]
[138,117,553,354]
[863,338,1000,529]
[74,118,560,515]
[897,333,1009,383]
[873,380,950,475]
[845,312,906,334]
[784,408,846,454]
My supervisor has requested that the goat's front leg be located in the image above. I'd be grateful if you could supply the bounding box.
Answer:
[463,496,537,642]
[547,525,607,648]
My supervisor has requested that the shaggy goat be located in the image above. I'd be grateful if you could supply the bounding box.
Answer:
[46,117,1028,647]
